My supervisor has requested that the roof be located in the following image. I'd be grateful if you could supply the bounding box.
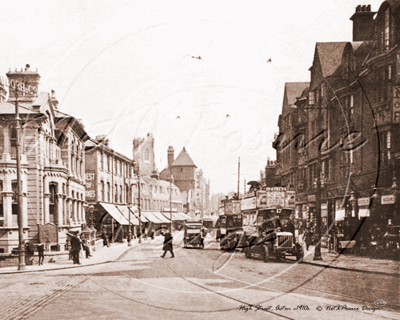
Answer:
[0,102,42,115]
[285,82,309,106]
[171,147,197,167]
[316,42,347,78]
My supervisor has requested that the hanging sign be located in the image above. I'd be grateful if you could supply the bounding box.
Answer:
[381,195,395,205]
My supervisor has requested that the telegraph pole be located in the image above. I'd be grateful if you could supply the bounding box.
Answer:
[15,90,26,270]
[237,157,240,198]
[314,100,323,261]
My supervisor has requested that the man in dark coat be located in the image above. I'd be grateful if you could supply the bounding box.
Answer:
[37,243,45,265]
[70,232,82,264]
[160,228,174,258]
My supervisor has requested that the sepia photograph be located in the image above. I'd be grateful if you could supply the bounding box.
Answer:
[0,0,398,319]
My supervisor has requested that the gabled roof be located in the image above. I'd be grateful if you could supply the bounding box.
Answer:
[316,42,347,78]
[282,82,309,117]
[171,147,197,167]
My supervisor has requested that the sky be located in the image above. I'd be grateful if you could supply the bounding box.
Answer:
[0,0,385,195]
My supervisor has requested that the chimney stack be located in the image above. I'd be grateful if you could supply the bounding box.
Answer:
[168,146,174,169]
[350,4,376,42]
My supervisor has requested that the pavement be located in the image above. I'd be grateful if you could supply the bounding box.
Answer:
[301,245,399,275]
[0,234,398,275]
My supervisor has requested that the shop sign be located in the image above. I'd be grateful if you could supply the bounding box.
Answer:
[0,75,38,94]
[232,200,241,214]
[358,197,370,207]
[381,195,395,205]
[85,170,96,201]
[307,194,316,202]
[266,188,285,207]
[241,197,256,210]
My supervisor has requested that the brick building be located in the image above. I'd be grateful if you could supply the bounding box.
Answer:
[273,1,400,247]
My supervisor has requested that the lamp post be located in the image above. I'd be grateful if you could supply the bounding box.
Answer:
[89,204,94,228]
[133,161,142,244]
[14,90,26,271]
[169,174,173,233]
[128,204,132,246]
[391,177,398,225]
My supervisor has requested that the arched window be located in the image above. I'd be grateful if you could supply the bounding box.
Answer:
[100,181,105,202]
[107,182,110,202]
[144,148,149,161]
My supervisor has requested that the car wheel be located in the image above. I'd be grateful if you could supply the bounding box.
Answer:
[262,245,269,263]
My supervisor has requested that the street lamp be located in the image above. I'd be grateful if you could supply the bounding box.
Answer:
[133,161,141,244]
[169,174,174,233]
[128,204,132,246]
[14,89,26,271]
[391,177,398,225]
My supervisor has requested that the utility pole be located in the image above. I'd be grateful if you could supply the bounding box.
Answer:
[237,157,240,198]
[169,174,173,232]
[138,170,142,244]
[15,90,26,271]
[314,99,323,261]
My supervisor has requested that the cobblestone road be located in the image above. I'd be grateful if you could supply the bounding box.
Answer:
[0,273,89,320]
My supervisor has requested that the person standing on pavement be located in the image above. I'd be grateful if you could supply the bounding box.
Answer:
[70,232,82,264]
[160,228,174,258]
[37,243,45,265]
[304,228,311,251]
[25,241,35,265]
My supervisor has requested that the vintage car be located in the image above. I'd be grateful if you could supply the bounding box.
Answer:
[244,210,303,262]
[183,222,205,249]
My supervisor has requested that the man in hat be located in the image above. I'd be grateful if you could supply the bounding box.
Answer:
[160,228,174,258]
[70,231,82,264]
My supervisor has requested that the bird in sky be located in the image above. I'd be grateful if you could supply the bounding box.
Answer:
[176,116,180,119]
[226,114,230,118]
[267,58,271,63]
[191,55,202,60]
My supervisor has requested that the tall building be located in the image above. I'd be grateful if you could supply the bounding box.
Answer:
[273,1,400,247]
[0,64,89,253]
[160,146,210,218]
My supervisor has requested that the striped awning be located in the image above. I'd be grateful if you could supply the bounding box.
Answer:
[99,203,129,225]
[116,205,140,226]
[141,211,163,223]
[162,211,183,221]
[152,211,171,223]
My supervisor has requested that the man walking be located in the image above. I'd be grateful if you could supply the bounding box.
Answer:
[160,228,174,258]
[70,232,82,265]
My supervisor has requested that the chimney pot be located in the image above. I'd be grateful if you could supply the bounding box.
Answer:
[356,5,361,11]
[367,4,371,11]
[25,64,30,70]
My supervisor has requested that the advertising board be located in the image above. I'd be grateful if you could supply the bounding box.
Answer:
[241,197,256,210]
[85,170,96,201]
[265,187,285,207]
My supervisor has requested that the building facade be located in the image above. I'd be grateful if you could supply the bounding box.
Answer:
[0,64,89,253]
[273,1,400,248]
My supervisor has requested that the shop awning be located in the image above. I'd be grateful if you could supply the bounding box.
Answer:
[116,205,140,225]
[133,211,148,223]
[176,212,192,220]
[99,203,129,225]
[141,211,163,223]
[162,211,184,221]
[152,211,171,223]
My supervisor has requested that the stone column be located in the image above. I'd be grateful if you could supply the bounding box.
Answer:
[44,193,51,224]
[66,197,72,225]
[1,192,13,228]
